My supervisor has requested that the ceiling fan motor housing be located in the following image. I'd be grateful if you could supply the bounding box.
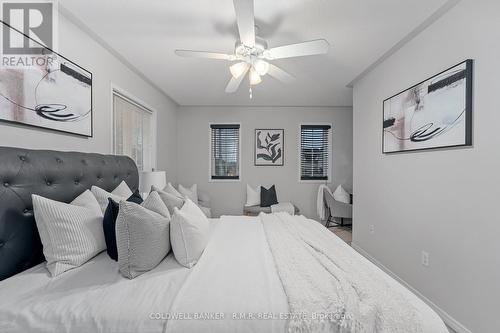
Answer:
[234,37,268,60]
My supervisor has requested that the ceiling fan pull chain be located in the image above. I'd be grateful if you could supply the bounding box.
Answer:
[249,87,253,99]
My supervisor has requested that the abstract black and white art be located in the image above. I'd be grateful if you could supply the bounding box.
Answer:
[383,60,472,153]
[255,129,284,166]
[0,22,92,137]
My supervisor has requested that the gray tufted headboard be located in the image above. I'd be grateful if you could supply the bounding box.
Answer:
[0,147,139,281]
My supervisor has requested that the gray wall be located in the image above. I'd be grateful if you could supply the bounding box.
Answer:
[352,1,499,332]
[176,106,353,219]
[0,13,179,180]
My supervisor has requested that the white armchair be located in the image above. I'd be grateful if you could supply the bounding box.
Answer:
[323,187,352,228]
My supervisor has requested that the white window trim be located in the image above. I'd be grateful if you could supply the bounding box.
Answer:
[208,122,242,183]
[297,122,333,184]
[110,83,158,171]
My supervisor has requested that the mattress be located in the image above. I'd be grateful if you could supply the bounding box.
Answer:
[0,216,446,333]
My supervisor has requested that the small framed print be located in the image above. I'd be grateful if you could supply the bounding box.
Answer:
[255,129,284,166]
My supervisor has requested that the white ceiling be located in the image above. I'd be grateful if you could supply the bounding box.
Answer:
[60,0,449,107]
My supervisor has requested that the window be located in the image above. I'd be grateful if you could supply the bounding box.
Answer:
[300,124,331,181]
[113,91,153,171]
[210,124,240,180]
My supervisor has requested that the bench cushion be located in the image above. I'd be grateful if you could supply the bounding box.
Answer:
[243,204,299,216]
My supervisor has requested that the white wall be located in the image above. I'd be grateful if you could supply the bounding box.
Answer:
[0,14,179,180]
[176,106,352,218]
[352,1,500,332]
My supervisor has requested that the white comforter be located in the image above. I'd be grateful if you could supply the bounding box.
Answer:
[165,216,288,333]
[0,215,447,333]
[0,252,189,333]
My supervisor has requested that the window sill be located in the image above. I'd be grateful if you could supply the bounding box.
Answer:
[209,178,241,183]
[298,179,331,184]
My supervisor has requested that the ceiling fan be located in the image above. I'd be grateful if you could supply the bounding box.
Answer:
[174,0,330,98]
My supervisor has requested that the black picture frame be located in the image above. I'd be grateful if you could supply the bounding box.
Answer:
[254,129,284,166]
[382,59,473,154]
[0,20,93,138]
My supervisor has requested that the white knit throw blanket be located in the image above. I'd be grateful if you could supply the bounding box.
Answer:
[260,212,424,333]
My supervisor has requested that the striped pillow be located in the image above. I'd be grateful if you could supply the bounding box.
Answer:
[32,190,105,277]
[164,182,183,198]
[116,191,171,279]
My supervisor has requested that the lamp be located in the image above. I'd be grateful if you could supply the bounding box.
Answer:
[139,170,166,198]
[230,62,249,79]
[249,67,262,85]
[253,59,269,76]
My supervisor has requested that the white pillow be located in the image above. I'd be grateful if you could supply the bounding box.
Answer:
[245,184,260,206]
[198,205,212,218]
[178,185,211,217]
[32,190,105,277]
[178,183,198,203]
[164,182,183,198]
[333,185,350,204]
[113,181,134,197]
[91,181,133,213]
[170,198,210,268]
[152,185,185,215]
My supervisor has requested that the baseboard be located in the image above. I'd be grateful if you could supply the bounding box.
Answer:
[351,242,472,333]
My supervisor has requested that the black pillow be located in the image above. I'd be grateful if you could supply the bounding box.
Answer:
[126,190,144,205]
[260,185,278,207]
[103,190,143,261]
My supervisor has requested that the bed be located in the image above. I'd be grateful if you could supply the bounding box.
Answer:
[0,147,448,333]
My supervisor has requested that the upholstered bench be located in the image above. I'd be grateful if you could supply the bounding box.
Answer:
[243,204,300,216]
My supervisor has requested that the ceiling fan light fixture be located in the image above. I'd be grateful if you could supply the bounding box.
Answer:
[249,67,262,85]
[253,59,269,76]
[230,62,249,78]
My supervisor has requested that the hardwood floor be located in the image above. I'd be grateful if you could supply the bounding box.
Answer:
[329,226,352,245]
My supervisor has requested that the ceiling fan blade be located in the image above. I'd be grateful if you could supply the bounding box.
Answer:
[225,66,249,93]
[233,0,255,47]
[267,64,295,84]
[175,50,233,60]
[265,39,329,60]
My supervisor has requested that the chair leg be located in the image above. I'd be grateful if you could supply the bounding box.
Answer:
[325,207,334,228]
[326,216,340,229]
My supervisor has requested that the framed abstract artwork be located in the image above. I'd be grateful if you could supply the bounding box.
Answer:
[0,22,92,137]
[254,129,284,166]
[382,59,472,153]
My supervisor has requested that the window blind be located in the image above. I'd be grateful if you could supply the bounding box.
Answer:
[211,124,240,180]
[113,93,152,172]
[300,124,331,180]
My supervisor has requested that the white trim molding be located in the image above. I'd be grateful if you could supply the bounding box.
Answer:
[110,83,158,171]
[347,0,461,88]
[351,242,472,333]
[58,3,178,105]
